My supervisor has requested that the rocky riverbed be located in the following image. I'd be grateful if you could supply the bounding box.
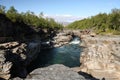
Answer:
[80,35,120,80]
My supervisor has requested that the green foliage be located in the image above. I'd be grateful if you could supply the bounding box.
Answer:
[67,9,120,34]
[6,6,19,22]
[0,5,6,14]
[1,5,63,30]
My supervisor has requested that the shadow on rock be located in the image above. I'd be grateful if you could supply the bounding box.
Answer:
[78,71,99,80]
[27,48,54,73]
[5,50,27,78]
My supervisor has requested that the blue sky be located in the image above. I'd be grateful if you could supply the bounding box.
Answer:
[0,0,120,22]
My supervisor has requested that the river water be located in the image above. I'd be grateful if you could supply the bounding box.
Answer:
[28,37,82,72]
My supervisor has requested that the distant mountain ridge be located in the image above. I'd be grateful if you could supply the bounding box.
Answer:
[58,21,71,26]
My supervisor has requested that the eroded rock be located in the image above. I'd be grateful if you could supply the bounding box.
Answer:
[0,41,41,79]
[80,35,120,80]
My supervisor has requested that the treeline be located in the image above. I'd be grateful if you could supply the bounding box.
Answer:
[67,9,120,34]
[0,5,63,30]
[0,5,63,42]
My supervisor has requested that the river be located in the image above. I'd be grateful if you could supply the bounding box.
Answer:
[28,37,82,72]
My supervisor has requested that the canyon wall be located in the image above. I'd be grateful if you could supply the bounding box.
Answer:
[80,35,120,80]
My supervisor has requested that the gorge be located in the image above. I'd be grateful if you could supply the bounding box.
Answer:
[0,23,120,80]
[0,8,120,80]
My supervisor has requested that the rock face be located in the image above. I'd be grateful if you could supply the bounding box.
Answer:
[0,41,41,79]
[0,13,36,43]
[80,35,120,80]
[26,64,86,80]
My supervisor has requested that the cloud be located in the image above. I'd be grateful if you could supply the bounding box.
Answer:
[43,14,84,22]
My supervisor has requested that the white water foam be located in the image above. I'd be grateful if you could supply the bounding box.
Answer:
[69,40,80,44]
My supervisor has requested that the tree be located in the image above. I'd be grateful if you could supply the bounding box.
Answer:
[109,9,120,31]
[0,5,6,14]
[6,6,19,22]
[1,5,63,31]
[67,8,120,34]
[39,12,44,17]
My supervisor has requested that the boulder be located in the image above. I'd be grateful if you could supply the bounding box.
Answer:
[26,64,86,80]
[53,32,73,47]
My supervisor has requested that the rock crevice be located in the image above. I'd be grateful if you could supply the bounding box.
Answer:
[0,41,41,79]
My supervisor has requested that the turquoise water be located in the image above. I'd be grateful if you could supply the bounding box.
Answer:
[45,44,81,67]
[28,37,82,72]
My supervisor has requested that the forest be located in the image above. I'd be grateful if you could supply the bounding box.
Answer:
[67,8,120,35]
[0,5,64,42]
[0,5,63,30]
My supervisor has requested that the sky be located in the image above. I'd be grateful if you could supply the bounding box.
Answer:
[0,0,120,22]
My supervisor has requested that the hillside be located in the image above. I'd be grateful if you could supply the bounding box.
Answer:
[67,9,120,35]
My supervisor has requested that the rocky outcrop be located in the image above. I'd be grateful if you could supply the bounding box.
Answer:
[0,41,40,79]
[53,32,73,47]
[13,64,99,80]
[26,64,86,80]
[80,35,120,80]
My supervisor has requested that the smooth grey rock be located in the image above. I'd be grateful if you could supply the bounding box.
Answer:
[26,64,86,80]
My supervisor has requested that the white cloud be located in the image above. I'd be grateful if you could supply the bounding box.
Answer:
[43,14,84,22]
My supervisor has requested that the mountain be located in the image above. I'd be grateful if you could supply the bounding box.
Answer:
[58,21,71,26]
